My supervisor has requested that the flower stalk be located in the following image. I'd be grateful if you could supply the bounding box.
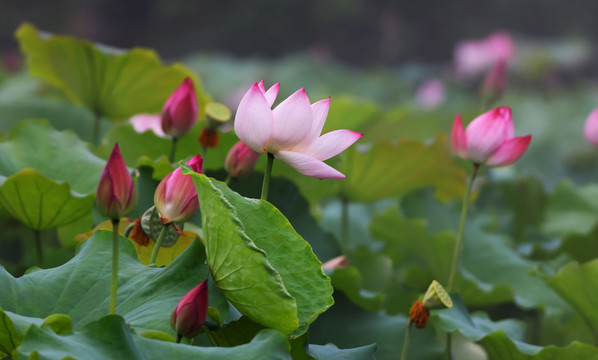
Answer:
[149,224,168,266]
[261,153,275,200]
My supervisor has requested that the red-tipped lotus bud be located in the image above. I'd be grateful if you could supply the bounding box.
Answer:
[451,106,531,167]
[224,141,260,179]
[154,155,203,224]
[96,144,137,219]
[161,77,198,138]
[199,128,220,148]
[171,279,208,339]
[482,60,507,101]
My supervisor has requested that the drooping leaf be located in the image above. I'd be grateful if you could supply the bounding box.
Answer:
[0,169,95,230]
[187,172,334,336]
[16,23,210,121]
[0,230,208,336]
[15,315,291,360]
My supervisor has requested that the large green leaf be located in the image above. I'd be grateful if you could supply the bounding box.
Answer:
[15,315,291,360]
[0,119,106,229]
[0,169,94,230]
[0,230,208,336]
[0,119,105,195]
[188,172,334,336]
[16,23,210,121]
[542,260,598,342]
[0,308,22,358]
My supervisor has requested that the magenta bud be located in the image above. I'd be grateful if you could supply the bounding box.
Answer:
[96,143,137,219]
[171,279,209,339]
[161,77,198,138]
[451,106,531,167]
[224,141,260,179]
[154,155,203,224]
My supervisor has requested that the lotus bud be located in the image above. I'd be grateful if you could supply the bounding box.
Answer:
[171,280,209,339]
[154,155,202,224]
[224,141,260,179]
[96,144,137,219]
[161,77,198,138]
[482,60,507,102]
[584,108,598,147]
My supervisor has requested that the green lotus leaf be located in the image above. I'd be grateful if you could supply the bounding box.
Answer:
[16,23,210,121]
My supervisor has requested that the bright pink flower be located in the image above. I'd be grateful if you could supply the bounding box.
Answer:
[154,155,202,224]
[161,77,198,137]
[171,279,208,339]
[96,144,137,219]
[584,108,598,147]
[482,60,508,100]
[454,31,515,77]
[416,79,446,110]
[234,81,363,179]
[451,106,531,167]
[225,141,260,179]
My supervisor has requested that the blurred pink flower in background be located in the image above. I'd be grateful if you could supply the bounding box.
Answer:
[451,106,531,167]
[130,114,168,138]
[415,78,446,110]
[584,108,598,147]
[482,60,508,101]
[454,31,515,77]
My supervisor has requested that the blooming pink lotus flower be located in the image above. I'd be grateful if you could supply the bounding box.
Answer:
[454,31,515,77]
[584,108,598,147]
[96,143,137,219]
[161,77,198,137]
[234,81,363,179]
[225,141,260,179]
[171,279,208,339]
[154,155,202,224]
[451,106,531,167]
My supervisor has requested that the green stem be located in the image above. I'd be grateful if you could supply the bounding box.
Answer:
[169,137,179,163]
[176,334,182,344]
[400,324,411,360]
[109,219,120,315]
[149,224,168,265]
[201,146,207,173]
[340,196,349,253]
[261,153,275,200]
[447,164,479,291]
[203,326,218,346]
[92,113,102,147]
[446,333,452,360]
[33,230,43,268]
[224,175,232,186]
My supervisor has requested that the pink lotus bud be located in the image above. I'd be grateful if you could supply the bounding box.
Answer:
[96,144,137,219]
[171,279,208,339]
[161,77,198,138]
[322,255,349,270]
[584,108,598,147]
[154,155,203,224]
[224,141,260,179]
[482,60,507,101]
[451,106,531,167]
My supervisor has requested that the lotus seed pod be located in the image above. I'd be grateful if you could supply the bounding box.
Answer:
[422,280,453,310]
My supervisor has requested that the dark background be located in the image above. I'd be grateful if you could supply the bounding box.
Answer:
[1,0,597,66]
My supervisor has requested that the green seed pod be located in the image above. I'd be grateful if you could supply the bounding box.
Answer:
[422,280,453,310]
[141,206,182,248]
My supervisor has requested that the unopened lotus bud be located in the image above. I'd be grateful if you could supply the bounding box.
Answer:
[96,144,137,220]
[161,77,198,138]
[224,141,260,179]
[171,280,209,339]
